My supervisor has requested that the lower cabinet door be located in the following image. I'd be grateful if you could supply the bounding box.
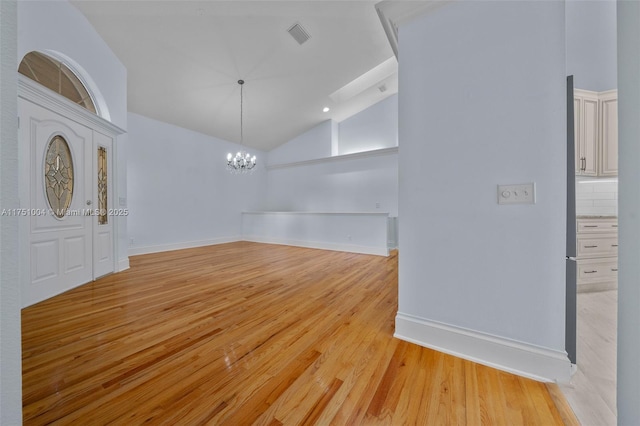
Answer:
[577,258,618,291]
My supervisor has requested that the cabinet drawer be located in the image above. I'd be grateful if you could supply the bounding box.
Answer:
[577,218,618,233]
[577,236,618,257]
[577,259,618,283]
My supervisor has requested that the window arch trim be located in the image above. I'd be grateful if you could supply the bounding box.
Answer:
[19,51,100,116]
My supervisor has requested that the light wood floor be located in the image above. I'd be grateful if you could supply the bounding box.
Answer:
[559,290,617,425]
[22,242,578,425]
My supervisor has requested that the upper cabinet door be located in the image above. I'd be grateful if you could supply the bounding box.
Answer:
[574,97,582,173]
[574,89,618,177]
[581,96,599,176]
[599,91,618,176]
[574,90,599,176]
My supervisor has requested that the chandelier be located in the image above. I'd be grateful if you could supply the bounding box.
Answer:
[227,79,257,172]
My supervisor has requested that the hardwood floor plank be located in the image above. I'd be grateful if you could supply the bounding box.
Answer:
[221,349,322,425]
[332,330,399,425]
[390,344,431,426]
[464,360,482,425]
[546,383,581,426]
[21,242,577,425]
[299,377,343,426]
[299,279,398,425]
[499,371,534,425]
[425,350,451,425]
[365,340,410,418]
[471,359,508,425]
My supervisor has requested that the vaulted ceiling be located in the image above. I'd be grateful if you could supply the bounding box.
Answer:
[70,1,397,151]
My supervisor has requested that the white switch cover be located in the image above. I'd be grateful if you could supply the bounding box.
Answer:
[497,182,535,205]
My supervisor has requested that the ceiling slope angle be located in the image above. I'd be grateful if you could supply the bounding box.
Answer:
[327,56,398,123]
[330,57,397,104]
[376,0,450,58]
[70,0,395,151]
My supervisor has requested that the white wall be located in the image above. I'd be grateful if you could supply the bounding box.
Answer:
[0,1,21,423]
[397,1,568,379]
[617,0,640,422]
[566,0,617,92]
[267,150,398,216]
[338,94,398,155]
[245,97,399,252]
[242,212,389,256]
[18,0,130,268]
[266,94,399,217]
[127,113,268,254]
[267,120,334,165]
[17,1,126,128]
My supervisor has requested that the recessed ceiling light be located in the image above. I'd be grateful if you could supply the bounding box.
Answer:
[323,107,330,112]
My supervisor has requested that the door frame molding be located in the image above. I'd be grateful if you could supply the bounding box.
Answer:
[18,75,126,305]
[18,75,124,136]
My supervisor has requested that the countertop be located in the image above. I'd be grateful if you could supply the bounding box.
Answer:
[577,215,618,219]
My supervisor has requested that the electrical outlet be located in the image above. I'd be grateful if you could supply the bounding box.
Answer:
[497,183,535,205]
[129,238,134,247]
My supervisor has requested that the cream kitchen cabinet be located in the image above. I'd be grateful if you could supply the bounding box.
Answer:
[599,90,618,176]
[574,89,618,177]
[576,217,618,292]
[574,89,599,176]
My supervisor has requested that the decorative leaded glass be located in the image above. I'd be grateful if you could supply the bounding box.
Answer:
[44,136,74,218]
[19,51,97,114]
[97,146,108,225]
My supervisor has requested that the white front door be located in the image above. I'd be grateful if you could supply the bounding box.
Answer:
[19,98,115,306]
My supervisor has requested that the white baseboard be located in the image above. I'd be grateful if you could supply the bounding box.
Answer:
[117,257,130,272]
[395,312,572,383]
[128,236,241,256]
[242,235,389,256]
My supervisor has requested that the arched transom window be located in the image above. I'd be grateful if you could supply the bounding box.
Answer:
[19,51,97,114]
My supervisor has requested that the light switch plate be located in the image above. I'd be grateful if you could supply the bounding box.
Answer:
[498,183,535,205]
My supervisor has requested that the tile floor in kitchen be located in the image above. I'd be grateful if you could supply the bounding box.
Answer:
[559,290,617,426]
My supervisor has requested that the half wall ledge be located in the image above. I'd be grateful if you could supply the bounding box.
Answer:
[241,211,392,256]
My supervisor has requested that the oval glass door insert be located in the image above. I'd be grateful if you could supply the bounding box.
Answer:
[44,135,74,218]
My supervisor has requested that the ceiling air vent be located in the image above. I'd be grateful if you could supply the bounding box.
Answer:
[287,23,311,45]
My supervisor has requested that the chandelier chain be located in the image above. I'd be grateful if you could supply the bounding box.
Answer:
[239,80,244,145]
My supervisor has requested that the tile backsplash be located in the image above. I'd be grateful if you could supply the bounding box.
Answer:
[576,177,618,216]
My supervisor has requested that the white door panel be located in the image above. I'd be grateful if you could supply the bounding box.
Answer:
[31,239,58,283]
